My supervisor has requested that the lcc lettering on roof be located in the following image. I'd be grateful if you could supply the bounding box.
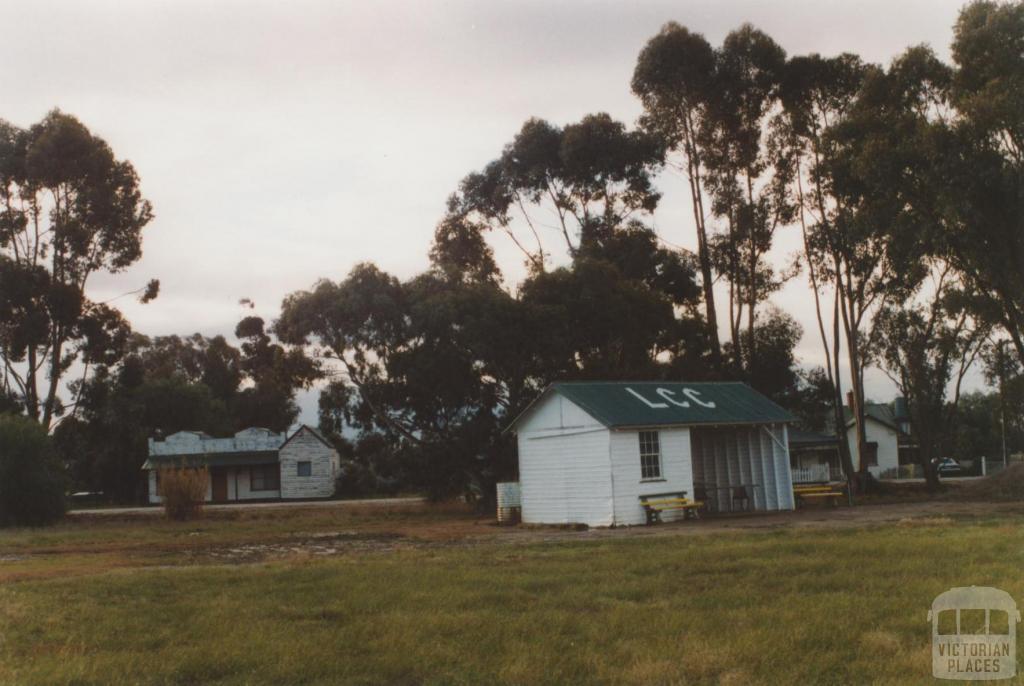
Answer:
[625,386,716,410]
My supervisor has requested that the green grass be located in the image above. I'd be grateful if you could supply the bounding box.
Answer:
[2,510,1023,684]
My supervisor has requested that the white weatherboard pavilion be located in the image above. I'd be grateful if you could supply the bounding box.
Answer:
[508,381,797,527]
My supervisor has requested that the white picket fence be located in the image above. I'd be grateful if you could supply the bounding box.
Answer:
[791,463,841,484]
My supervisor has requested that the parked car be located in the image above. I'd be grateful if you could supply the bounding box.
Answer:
[936,458,963,476]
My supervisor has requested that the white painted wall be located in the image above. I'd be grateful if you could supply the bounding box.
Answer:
[516,392,614,526]
[279,428,338,499]
[519,429,613,526]
[846,418,899,477]
[232,466,281,500]
[610,427,694,526]
[148,466,281,504]
[514,392,796,525]
[516,391,605,436]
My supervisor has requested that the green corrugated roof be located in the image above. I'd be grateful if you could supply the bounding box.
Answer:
[141,451,279,470]
[789,429,840,447]
[518,381,794,430]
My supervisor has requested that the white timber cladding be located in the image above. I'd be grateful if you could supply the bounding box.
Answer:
[846,418,899,477]
[520,430,613,526]
[516,393,613,526]
[148,466,280,504]
[610,427,694,526]
[279,428,339,499]
[513,389,797,526]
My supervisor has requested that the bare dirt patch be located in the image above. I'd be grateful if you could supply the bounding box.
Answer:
[7,498,1024,583]
[193,531,406,563]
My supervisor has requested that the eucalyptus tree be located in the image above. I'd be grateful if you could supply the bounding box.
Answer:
[873,285,988,490]
[780,44,962,482]
[280,203,710,498]
[275,262,523,499]
[943,1,1024,366]
[632,23,723,365]
[453,113,663,273]
[818,47,962,479]
[832,43,998,489]
[744,52,864,478]
[700,25,794,369]
[0,111,158,428]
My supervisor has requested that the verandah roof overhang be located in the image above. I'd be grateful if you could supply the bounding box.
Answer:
[141,451,279,470]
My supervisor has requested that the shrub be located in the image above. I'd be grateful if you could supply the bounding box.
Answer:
[0,415,66,527]
[157,464,209,520]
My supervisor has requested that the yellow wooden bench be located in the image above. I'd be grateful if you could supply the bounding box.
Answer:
[793,484,844,508]
[639,492,704,524]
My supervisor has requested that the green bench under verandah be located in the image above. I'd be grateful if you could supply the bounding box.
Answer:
[639,491,704,525]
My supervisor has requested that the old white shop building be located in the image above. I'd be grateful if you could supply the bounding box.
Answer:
[144,426,340,504]
[508,381,797,527]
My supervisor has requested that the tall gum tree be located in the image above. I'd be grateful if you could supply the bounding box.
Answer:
[453,114,663,274]
[700,24,795,372]
[778,52,866,482]
[632,23,724,368]
[945,1,1024,366]
[0,110,157,428]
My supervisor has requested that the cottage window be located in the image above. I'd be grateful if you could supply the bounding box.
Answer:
[297,461,312,477]
[250,465,280,491]
[864,441,879,466]
[639,431,662,480]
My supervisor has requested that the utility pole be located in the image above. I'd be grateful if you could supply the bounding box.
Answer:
[999,341,1009,468]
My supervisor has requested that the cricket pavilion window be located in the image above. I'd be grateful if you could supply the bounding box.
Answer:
[297,461,312,477]
[250,464,280,491]
[639,431,662,480]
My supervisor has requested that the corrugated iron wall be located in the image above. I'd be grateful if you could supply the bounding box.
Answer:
[690,424,795,512]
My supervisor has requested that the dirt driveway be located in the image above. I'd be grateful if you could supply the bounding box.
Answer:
[69,496,425,516]
[475,499,1024,547]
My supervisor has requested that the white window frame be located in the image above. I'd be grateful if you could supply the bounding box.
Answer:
[638,431,662,480]
[297,461,312,477]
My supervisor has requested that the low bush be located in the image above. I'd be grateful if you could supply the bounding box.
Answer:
[0,415,66,527]
[157,464,209,520]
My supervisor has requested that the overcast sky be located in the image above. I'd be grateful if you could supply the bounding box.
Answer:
[2,0,981,422]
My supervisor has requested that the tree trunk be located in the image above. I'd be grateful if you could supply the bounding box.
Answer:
[835,264,870,478]
[690,188,721,370]
[747,243,757,375]
[917,431,941,492]
[42,337,64,430]
[681,116,722,371]
[25,347,40,421]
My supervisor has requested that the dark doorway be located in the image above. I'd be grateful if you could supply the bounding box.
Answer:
[211,469,228,502]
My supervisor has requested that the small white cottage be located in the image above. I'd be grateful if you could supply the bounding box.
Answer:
[507,381,796,527]
[143,426,340,504]
[843,403,915,477]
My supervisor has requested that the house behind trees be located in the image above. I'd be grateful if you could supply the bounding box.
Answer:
[789,398,917,481]
[144,426,339,503]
